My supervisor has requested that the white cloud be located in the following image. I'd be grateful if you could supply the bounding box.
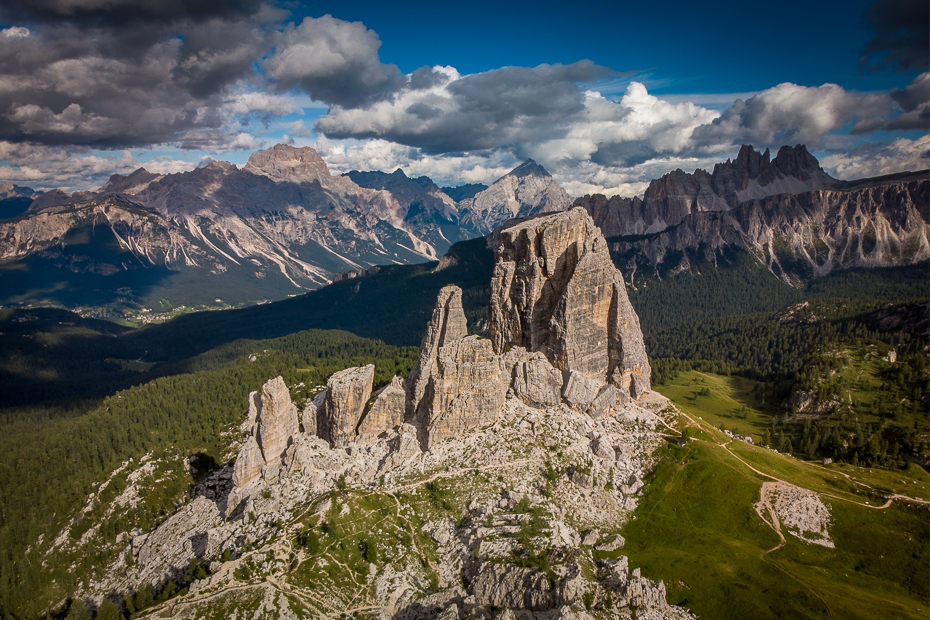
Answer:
[0,142,198,191]
[821,136,930,179]
[1,26,30,38]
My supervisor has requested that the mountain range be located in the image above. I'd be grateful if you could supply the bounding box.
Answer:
[0,145,569,311]
[575,145,929,284]
[0,144,926,315]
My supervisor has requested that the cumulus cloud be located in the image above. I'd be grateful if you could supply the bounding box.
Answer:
[265,15,405,108]
[0,141,199,191]
[691,82,893,152]
[821,136,930,179]
[316,61,616,152]
[860,0,929,74]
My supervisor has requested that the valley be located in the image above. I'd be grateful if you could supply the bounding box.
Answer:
[0,147,926,620]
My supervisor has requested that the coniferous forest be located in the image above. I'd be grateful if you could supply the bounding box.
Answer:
[0,236,926,618]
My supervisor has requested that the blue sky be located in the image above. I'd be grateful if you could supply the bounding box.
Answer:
[0,0,925,196]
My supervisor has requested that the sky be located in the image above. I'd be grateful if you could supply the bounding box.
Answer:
[0,0,926,197]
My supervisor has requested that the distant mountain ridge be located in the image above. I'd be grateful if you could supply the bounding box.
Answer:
[457,159,573,234]
[576,145,837,238]
[0,143,926,314]
[0,146,571,310]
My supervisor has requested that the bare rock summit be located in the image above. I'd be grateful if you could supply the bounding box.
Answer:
[490,206,650,398]
[256,376,300,463]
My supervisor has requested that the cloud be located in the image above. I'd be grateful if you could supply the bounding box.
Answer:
[860,0,929,74]
[0,0,264,24]
[691,82,893,151]
[0,141,198,191]
[265,15,405,108]
[821,136,930,179]
[316,61,616,152]
[0,13,289,149]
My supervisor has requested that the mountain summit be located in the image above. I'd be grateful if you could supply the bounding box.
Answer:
[578,144,838,238]
[458,159,572,234]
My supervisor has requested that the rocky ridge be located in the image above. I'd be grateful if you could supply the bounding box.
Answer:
[66,209,692,619]
[575,145,838,238]
[458,160,573,235]
[610,173,930,283]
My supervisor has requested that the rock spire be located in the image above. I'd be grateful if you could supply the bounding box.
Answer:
[489,207,650,397]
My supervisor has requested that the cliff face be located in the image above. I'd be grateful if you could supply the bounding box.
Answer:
[612,175,930,282]
[576,144,837,238]
[490,207,651,396]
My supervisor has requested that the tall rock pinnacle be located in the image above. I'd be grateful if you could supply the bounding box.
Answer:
[489,207,650,397]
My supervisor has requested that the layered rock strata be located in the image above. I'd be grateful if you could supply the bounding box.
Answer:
[490,207,651,397]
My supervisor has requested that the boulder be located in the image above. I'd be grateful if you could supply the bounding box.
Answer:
[321,365,375,448]
[255,376,299,463]
[232,435,264,487]
[489,207,650,398]
[424,336,506,448]
[511,352,563,409]
[357,375,405,436]
[561,370,600,411]
[585,384,624,419]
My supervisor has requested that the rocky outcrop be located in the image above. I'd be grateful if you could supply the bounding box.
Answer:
[256,377,300,463]
[406,285,469,425]
[423,336,507,448]
[320,365,375,448]
[490,207,651,397]
[231,436,264,487]
[239,391,260,433]
[231,376,299,490]
[301,391,326,436]
[356,375,406,437]
[458,159,572,235]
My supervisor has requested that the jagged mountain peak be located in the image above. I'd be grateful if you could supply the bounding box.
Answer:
[714,143,834,190]
[457,159,573,235]
[243,143,330,183]
[509,158,550,178]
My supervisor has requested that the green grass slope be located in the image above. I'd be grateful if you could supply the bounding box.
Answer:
[623,373,930,620]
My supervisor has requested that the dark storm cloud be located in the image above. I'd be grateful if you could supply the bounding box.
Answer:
[0,0,264,24]
[850,72,929,134]
[316,61,616,153]
[690,82,892,152]
[0,17,275,148]
[859,0,929,74]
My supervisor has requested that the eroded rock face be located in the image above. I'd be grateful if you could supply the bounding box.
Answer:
[425,336,506,448]
[256,376,300,463]
[232,436,264,487]
[321,365,375,448]
[489,207,650,397]
[357,375,405,437]
[406,286,469,425]
[301,391,326,436]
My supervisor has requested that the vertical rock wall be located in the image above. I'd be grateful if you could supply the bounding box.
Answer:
[489,207,651,396]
